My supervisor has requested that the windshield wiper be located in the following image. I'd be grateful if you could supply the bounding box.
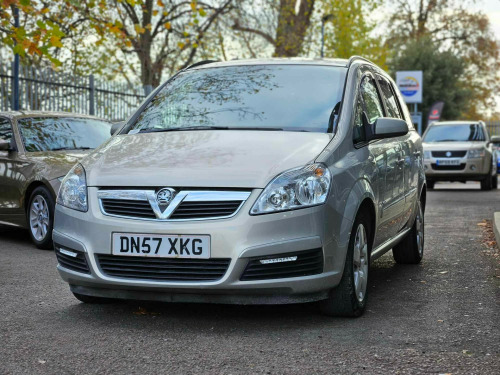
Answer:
[138,126,285,133]
[138,126,230,133]
[52,146,93,151]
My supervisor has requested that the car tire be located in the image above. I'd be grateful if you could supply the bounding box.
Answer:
[492,175,498,189]
[392,199,424,264]
[427,181,435,190]
[72,292,113,304]
[319,210,371,317]
[27,186,55,250]
[480,172,492,191]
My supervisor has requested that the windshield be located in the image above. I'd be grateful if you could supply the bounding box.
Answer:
[18,117,111,152]
[128,65,347,133]
[423,124,486,142]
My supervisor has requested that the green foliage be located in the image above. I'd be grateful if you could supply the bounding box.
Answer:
[320,0,388,68]
[386,0,500,119]
[389,38,473,126]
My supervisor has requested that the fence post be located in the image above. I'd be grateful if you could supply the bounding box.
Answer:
[89,74,95,115]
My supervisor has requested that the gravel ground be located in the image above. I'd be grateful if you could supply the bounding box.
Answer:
[0,181,499,374]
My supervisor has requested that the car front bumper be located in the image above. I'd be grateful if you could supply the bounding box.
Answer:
[53,188,347,304]
[424,156,491,180]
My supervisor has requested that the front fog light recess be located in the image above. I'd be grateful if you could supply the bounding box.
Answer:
[251,163,331,215]
[57,163,88,212]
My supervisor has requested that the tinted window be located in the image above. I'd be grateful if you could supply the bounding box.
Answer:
[17,117,111,152]
[0,118,13,142]
[129,65,347,133]
[378,77,401,119]
[423,124,486,142]
[360,77,384,124]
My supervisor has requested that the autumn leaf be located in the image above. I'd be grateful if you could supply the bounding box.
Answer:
[49,36,63,48]
[190,1,196,11]
[164,22,171,30]
[134,24,145,34]
[157,0,164,6]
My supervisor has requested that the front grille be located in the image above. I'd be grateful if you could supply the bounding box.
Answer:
[431,163,466,171]
[101,199,156,219]
[169,201,243,220]
[432,151,467,158]
[98,190,250,221]
[55,247,90,274]
[96,254,231,282]
[240,249,323,281]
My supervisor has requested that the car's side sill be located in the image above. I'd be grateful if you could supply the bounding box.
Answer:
[370,227,411,262]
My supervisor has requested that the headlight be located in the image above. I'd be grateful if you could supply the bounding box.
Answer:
[468,149,485,159]
[250,163,331,215]
[423,151,431,160]
[57,163,88,212]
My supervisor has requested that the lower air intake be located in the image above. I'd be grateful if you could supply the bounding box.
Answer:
[240,249,323,281]
[96,255,231,282]
[55,246,90,274]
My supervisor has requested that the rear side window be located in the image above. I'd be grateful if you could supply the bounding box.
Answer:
[0,118,13,143]
[377,77,402,119]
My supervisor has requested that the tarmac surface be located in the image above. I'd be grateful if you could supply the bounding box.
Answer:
[0,180,499,374]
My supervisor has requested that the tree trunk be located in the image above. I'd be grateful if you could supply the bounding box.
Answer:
[274,0,315,57]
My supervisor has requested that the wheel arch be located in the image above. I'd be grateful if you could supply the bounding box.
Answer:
[341,178,378,251]
[23,180,55,213]
[420,183,427,213]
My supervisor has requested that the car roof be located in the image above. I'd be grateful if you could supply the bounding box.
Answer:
[0,110,109,122]
[188,58,351,70]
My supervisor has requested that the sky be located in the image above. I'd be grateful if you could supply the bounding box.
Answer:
[475,0,500,39]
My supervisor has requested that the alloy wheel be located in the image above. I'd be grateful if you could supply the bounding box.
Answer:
[30,195,50,241]
[353,223,368,303]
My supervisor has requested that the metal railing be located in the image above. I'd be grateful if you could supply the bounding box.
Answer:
[0,61,145,121]
[485,121,500,137]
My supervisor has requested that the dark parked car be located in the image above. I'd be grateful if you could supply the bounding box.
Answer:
[0,111,111,248]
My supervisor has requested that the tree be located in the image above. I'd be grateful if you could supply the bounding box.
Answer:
[320,0,388,67]
[77,0,234,91]
[232,0,316,57]
[389,37,473,126]
[386,0,500,118]
[0,0,79,66]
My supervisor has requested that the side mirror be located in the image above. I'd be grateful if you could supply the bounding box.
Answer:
[0,138,10,151]
[490,135,500,145]
[111,122,124,135]
[369,117,409,141]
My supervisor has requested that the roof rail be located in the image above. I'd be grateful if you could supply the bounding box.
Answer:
[347,56,375,68]
[185,60,219,70]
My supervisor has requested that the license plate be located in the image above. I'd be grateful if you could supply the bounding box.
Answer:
[112,233,210,259]
[436,159,460,166]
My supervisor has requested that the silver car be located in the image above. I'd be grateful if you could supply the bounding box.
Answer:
[0,111,111,248]
[422,121,497,190]
[54,58,426,317]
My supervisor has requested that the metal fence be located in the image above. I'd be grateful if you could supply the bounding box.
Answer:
[485,121,500,137]
[0,61,145,121]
